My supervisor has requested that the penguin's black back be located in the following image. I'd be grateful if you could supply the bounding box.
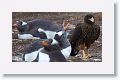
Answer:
[28,20,61,32]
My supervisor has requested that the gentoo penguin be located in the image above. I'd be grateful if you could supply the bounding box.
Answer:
[23,38,67,62]
[54,31,71,59]
[70,14,100,59]
[14,20,61,39]
[41,43,67,62]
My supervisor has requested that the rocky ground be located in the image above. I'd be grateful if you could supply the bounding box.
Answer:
[12,12,102,62]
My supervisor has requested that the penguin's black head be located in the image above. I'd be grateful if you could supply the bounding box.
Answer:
[39,38,60,51]
[84,14,95,24]
[54,30,64,42]
[16,21,29,33]
[42,38,61,51]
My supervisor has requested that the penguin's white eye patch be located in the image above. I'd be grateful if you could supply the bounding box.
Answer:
[22,22,27,26]
[56,31,63,36]
[38,28,44,32]
[51,39,58,45]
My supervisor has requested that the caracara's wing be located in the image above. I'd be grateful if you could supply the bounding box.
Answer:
[94,25,100,40]
[70,23,83,44]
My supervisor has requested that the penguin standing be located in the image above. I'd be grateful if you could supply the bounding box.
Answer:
[54,30,71,59]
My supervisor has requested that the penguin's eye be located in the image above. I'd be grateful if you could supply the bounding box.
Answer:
[38,28,44,32]
[18,21,27,26]
[21,22,27,26]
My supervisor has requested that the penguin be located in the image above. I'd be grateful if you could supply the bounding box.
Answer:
[54,31,71,59]
[14,20,61,39]
[23,38,67,62]
[40,43,67,62]
[23,39,51,62]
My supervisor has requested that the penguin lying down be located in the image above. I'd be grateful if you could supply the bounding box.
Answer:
[23,31,71,62]
[14,19,75,40]
[14,20,63,39]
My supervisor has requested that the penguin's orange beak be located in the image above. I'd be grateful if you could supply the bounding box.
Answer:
[40,41,49,46]
[12,21,19,29]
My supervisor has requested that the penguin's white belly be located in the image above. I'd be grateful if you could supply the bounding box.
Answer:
[18,34,40,39]
[38,52,50,62]
[24,51,39,61]
[61,46,71,58]
[24,48,50,62]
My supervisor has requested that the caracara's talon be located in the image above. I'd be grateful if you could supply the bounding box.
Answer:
[81,53,91,60]
[87,54,92,58]
[81,57,89,61]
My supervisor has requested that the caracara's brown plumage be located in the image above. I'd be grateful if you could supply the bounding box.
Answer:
[70,14,100,59]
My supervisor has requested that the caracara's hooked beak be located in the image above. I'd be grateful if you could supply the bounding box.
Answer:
[89,17,94,22]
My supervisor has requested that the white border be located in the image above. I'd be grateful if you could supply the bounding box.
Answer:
[0,0,114,74]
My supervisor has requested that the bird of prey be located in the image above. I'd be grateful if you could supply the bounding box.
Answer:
[70,14,100,59]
